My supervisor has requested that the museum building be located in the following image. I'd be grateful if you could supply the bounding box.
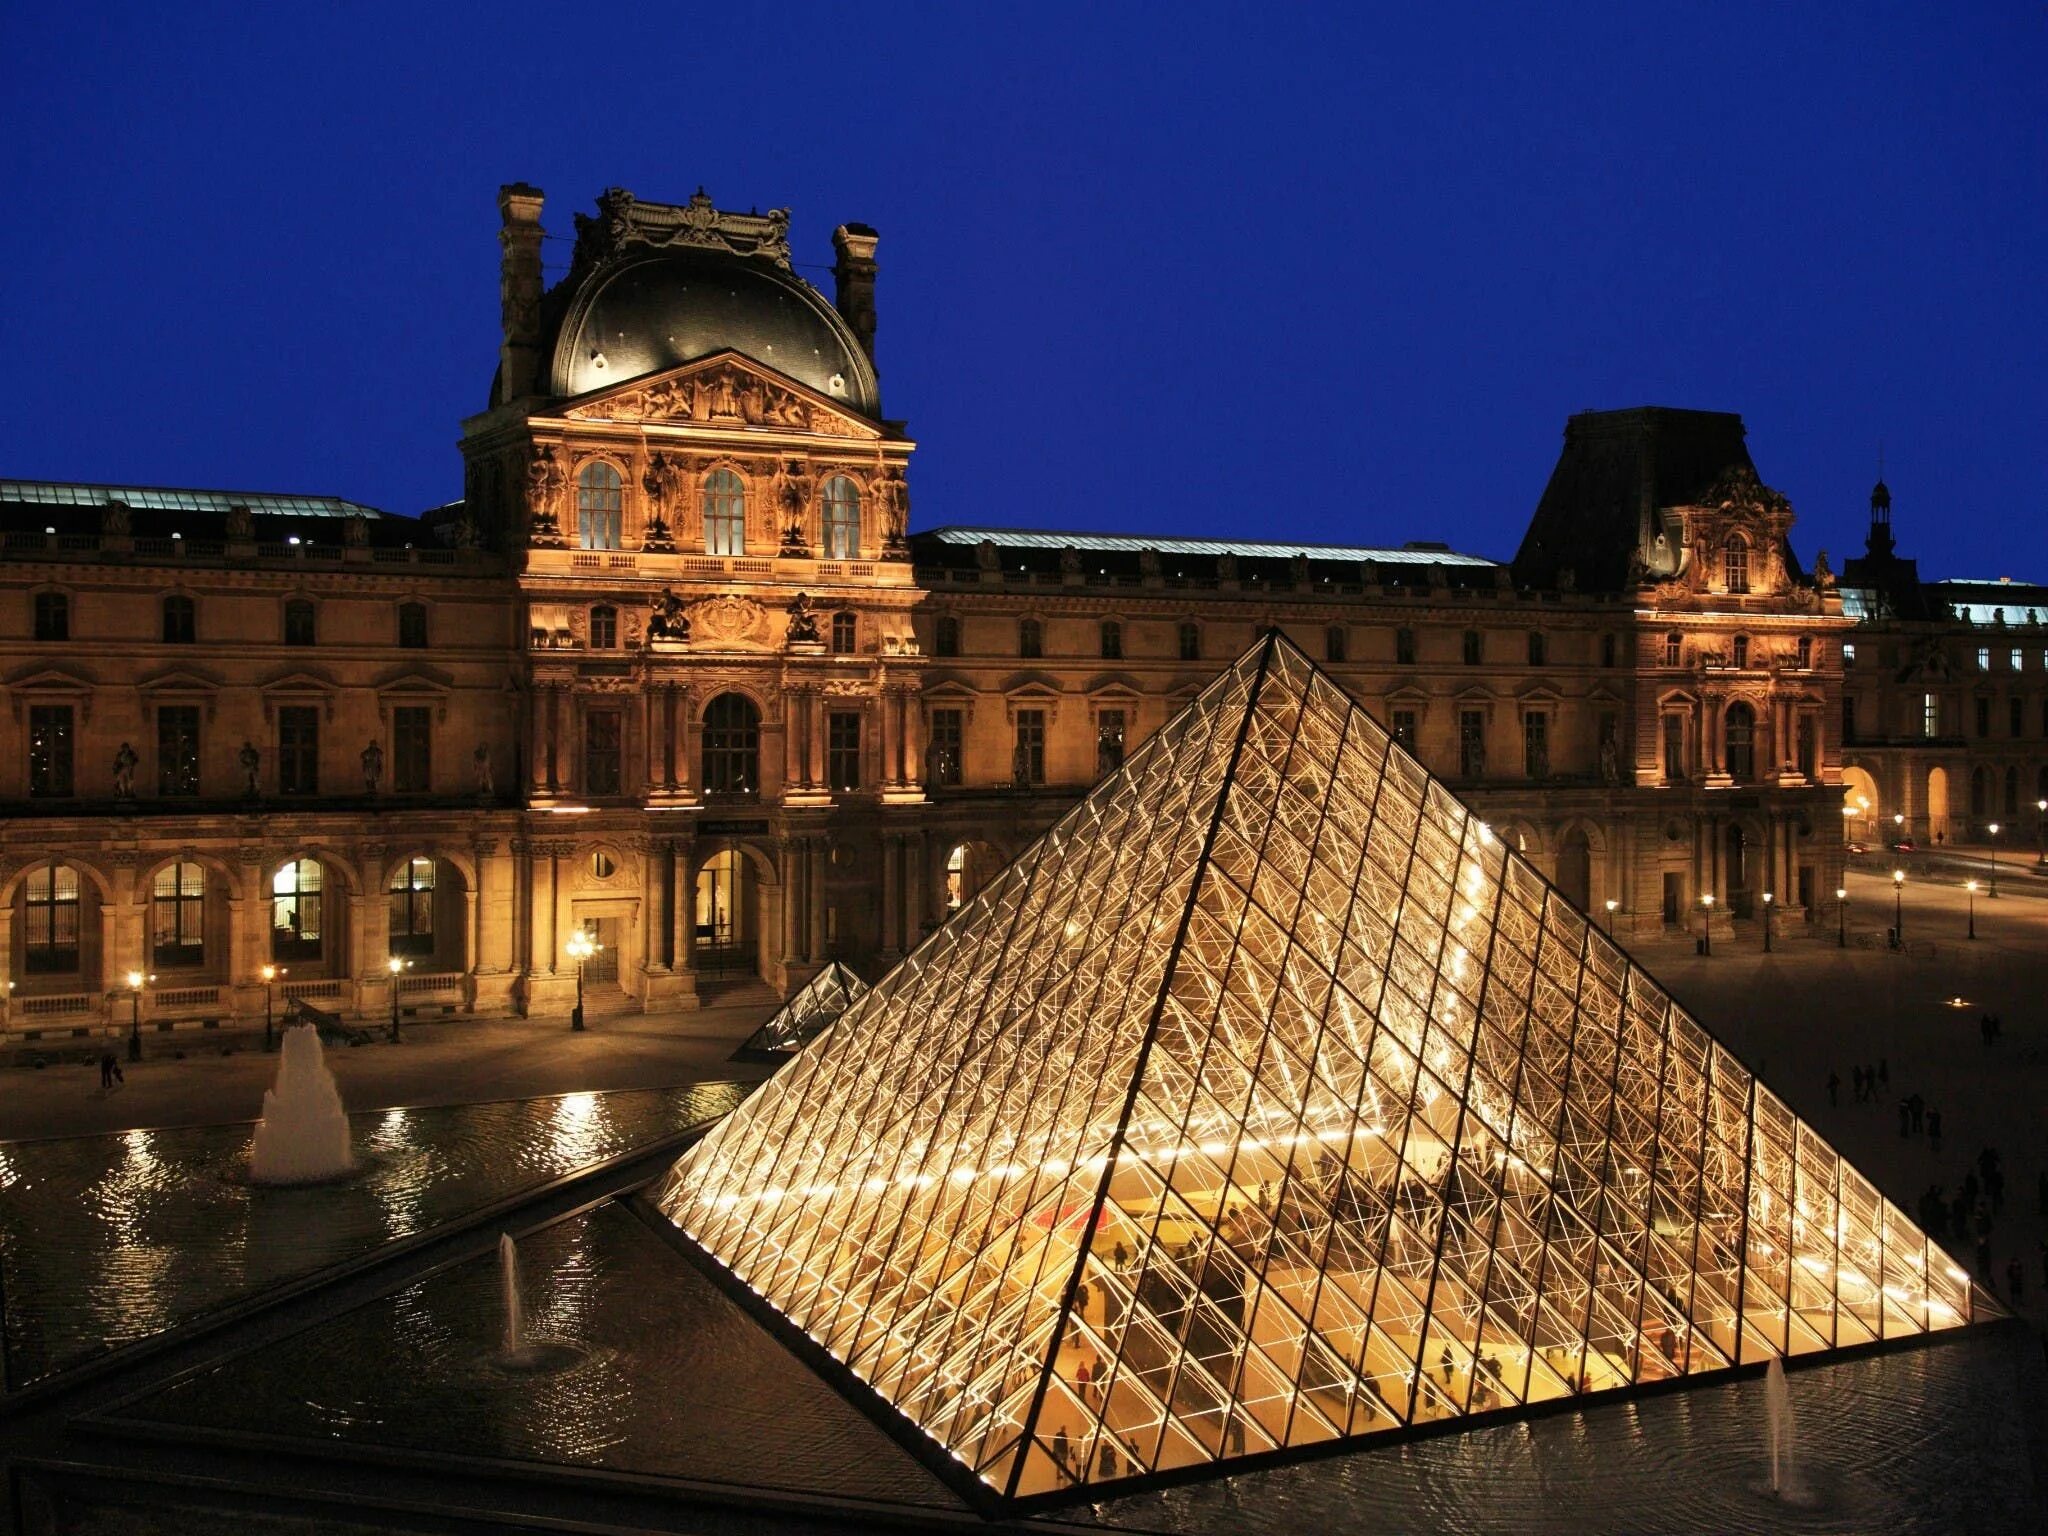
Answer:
[0,185,1856,1037]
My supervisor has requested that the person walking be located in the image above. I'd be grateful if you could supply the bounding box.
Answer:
[1052,1425,1071,1482]
[98,1051,115,1090]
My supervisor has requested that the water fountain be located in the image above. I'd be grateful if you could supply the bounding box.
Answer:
[249,1025,353,1184]
[1764,1355,1796,1499]
[500,1233,527,1359]
[492,1229,585,1373]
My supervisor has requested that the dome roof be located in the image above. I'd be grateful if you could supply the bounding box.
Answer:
[548,249,878,414]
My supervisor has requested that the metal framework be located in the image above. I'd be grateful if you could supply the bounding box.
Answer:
[740,960,869,1055]
[659,632,1982,1509]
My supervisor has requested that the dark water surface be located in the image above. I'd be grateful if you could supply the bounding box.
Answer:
[0,1082,745,1385]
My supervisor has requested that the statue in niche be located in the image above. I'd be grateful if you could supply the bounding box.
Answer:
[1059,545,1082,576]
[342,513,370,547]
[1811,547,1834,589]
[649,586,690,641]
[238,741,262,797]
[100,501,132,537]
[1138,548,1162,577]
[1599,733,1621,786]
[361,740,384,795]
[785,591,822,645]
[524,445,567,545]
[975,538,1000,572]
[1290,553,1311,585]
[473,743,495,799]
[224,504,254,540]
[112,742,139,798]
[1217,553,1239,580]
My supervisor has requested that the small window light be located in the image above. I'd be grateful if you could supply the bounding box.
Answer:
[43,526,54,534]
[287,535,301,545]
[171,532,182,540]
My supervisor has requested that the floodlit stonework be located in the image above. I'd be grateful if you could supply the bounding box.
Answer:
[661,632,1983,1508]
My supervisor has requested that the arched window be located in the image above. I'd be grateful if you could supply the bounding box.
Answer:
[821,475,861,560]
[397,602,428,649]
[1796,634,1813,669]
[831,612,857,654]
[589,604,618,649]
[1020,618,1043,658]
[702,468,745,556]
[389,857,435,957]
[33,591,68,642]
[151,861,206,969]
[934,615,960,657]
[23,862,80,974]
[1725,702,1756,783]
[284,599,316,646]
[1722,535,1750,593]
[703,693,761,796]
[271,859,324,962]
[577,462,622,551]
[1101,620,1122,660]
[162,595,196,644]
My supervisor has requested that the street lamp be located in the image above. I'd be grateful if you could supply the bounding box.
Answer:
[125,969,152,1063]
[1835,886,1847,947]
[566,928,598,1031]
[386,955,410,1042]
[1603,898,1618,936]
[1761,891,1774,952]
[1987,821,2001,898]
[2036,798,2047,866]
[1700,892,1715,957]
[261,963,285,1051]
[1892,868,1905,946]
[1965,879,1978,941]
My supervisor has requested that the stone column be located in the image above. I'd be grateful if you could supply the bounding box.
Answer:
[809,692,827,791]
[807,838,827,962]
[663,687,680,789]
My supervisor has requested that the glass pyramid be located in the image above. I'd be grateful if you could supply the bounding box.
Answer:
[657,632,1984,1508]
[741,960,869,1055]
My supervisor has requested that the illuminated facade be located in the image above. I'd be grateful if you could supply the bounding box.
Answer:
[0,186,1854,1040]
[661,632,1980,1509]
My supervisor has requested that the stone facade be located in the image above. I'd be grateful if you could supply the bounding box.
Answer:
[0,188,1857,1040]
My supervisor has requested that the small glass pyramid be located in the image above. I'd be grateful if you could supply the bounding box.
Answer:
[658,633,1984,1508]
[740,960,869,1055]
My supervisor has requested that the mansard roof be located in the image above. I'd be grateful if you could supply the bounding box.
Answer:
[0,480,387,521]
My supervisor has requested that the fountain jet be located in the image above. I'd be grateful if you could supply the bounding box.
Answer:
[1764,1355,1796,1497]
[249,1024,353,1184]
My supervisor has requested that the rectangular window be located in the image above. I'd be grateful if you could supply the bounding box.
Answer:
[1395,628,1416,665]
[1458,710,1485,778]
[1527,631,1545,667]
[393,706,432,793]
[1978,646,1991,672]
[1462,630,1482,666]
[934,617,960,657]
[1663,633,1682,667]
[1325,626,1346,663]
[1522,712,1548,778]
[1101,621,1122,659]
[1096,709,1126,777]
[1842,641,1856,666]
[28,705,74,797]
[583,709,622,796]
[25,864,80,973]
[152,862,206,969]
[828,711,862,792]
[1013,708,1046,785]
[1601,632,1617,668]
[34,592,68,642]
[1842,697,1857,744]
[1663,713,1686,782]
[1390,710,1417,754]
[399,604,428,649]
[928,708,963,787]
[1020,618,1042,658]
[1975,697,1990,738]
[1923,693,1940,738]
[278,706,319,795]
[2012,648,2024,672]
[1797,713,1817,778]
[157,705,200,796]
[1178,622,1200,661]
[2012,698,2024,738]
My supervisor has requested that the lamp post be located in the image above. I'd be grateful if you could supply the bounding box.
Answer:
[1603,898,1618,937]
[2036,798,2046,866]
[1987,821,2001,898]
[1965,880,1978,941]
[1893,812,1905,845]
[1892,868,1905,945]
[566,928,597,1031]
[386,955,409,1042]
[1835,886,1847,947]
[125,969,152,1063]
[1761,891,1774,952]
[261,963,285,1051]
[1700,892,1714,957]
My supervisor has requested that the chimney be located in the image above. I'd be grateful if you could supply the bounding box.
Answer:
[832,222,879,362]
[496,183,546,404]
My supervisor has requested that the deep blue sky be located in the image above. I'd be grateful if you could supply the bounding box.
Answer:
[4,4,2043,577]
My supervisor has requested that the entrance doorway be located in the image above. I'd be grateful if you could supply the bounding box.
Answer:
[1662,872,1683,926]
[583,917,620,983]
[695,849,757,978]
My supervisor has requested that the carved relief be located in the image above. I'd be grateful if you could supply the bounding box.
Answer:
[571,187,792,273]
[567,360,862,437]
[687,594,768,644]
[525,444,567,547]
[785,591,823,646]
[641,452,681,552]
[775,458,813,556]
[99,501,132,537]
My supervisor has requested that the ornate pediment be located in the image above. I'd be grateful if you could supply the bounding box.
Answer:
[1671,464,1799,597]
[572,188,791,275]
[560,352,879,440]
